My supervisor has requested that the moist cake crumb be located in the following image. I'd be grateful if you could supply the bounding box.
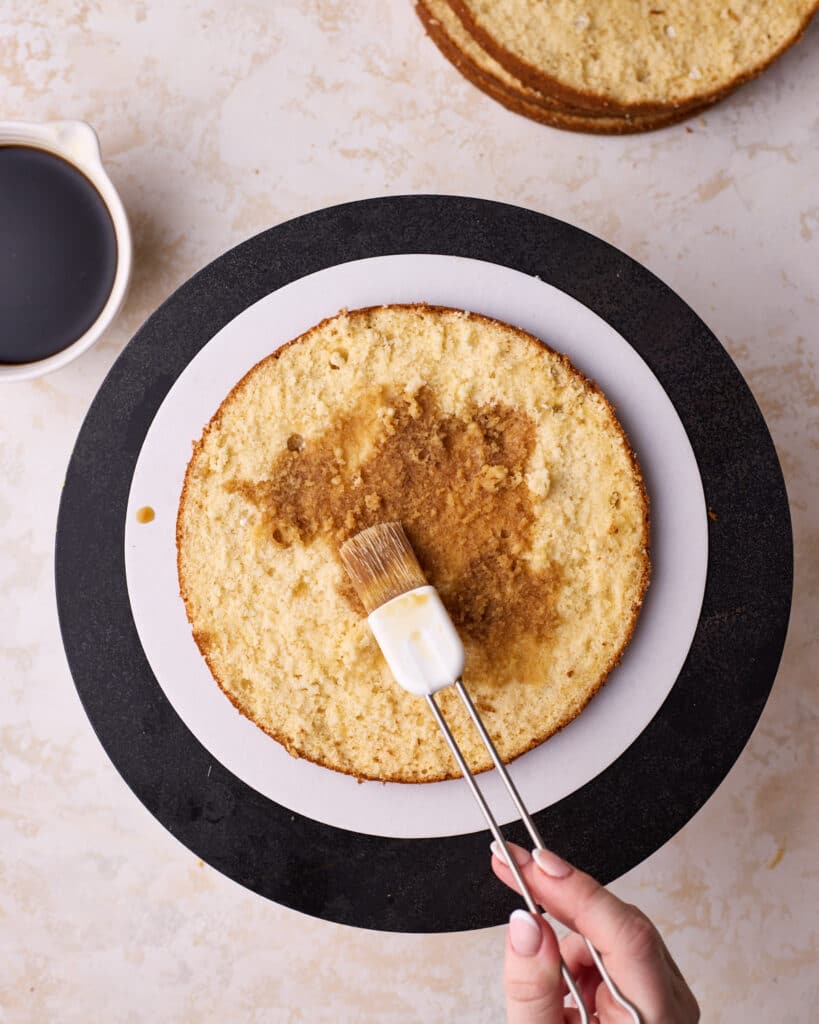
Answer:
[177,304,650,783]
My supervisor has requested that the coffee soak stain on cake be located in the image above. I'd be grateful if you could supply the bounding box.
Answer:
[232,385,563,686]
[177,305,649,782]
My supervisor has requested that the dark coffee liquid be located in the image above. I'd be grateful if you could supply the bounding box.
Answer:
[0,145,118,364]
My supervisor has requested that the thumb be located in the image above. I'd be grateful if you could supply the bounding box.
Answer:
[505,911,565,1024]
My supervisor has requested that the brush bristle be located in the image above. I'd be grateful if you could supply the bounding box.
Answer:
[339,522,428,614]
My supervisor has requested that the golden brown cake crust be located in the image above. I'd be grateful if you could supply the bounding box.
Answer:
[444,0,819,116]
[177,304,650,783]
[416,0,711,134]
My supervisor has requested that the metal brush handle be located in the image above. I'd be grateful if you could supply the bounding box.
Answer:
[425,681,642,1024]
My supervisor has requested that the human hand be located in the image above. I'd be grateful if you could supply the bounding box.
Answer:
[492,842,699,1024]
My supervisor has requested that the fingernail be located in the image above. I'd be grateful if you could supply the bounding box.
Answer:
[509,910,542,956]
[532,848,572,878]
[490,840,532,867]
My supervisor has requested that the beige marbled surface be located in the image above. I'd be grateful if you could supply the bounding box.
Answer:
[1,2,818,1021]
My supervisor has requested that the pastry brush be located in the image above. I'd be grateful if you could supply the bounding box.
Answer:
[340,521,642,1024]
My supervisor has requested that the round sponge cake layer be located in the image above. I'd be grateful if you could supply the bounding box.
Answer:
[447,0,818,112]
[417,0,712,134]
[177,305,650,783]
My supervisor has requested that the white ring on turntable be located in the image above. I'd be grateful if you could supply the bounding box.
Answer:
[125,254,707,839]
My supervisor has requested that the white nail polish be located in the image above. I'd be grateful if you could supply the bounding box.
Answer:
[532,847,572,878]
[509,910,542,957]
[490,841,532,867]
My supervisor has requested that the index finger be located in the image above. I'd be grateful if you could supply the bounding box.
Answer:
[491,843,659,963]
